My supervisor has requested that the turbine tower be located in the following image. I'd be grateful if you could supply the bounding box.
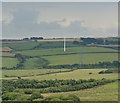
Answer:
[64,37,66,52]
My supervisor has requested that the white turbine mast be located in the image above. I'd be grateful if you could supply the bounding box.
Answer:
[64,37,66,52]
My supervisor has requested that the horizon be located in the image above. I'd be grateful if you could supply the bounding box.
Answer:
[1,36,119,40]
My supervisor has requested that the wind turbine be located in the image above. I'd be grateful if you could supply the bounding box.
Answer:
[64,37,66,52]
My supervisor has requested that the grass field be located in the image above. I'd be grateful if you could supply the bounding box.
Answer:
[3,42,40,50]
[19,69,118,81]
[42,81,118,101]
[2,58,19,68]
[2,69,69,78]
[23,58,48,69]
[16,46,117,57]
[2,69,118,80]
[3,41,78,51]
[43,53,118,66]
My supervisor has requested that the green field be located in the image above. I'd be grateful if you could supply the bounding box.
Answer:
[43,53,118,66]
[2,58,19,68]
[16,46,117,57]
[2,69,118,80]
[2,69,69,78]
[3,41,78,51]
[17,69,118,80]
[2,41,118,69]
[23,58,48,69]
[42,81,118,101]
[3,41,39,50]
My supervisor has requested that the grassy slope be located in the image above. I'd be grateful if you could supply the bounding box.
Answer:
[20,69,118,81]
[42,81,118,101]
[2,69,69,78]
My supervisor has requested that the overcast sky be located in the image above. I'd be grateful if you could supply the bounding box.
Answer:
[2,2,118,39]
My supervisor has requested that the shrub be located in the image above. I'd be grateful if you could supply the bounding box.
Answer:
[2,93,17,100]
[59,94,80,103]
[24,89,32,94]
[28,92,43,101]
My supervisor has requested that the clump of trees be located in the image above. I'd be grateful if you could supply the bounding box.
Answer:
[2,79,115,95]
[2,93,18,100]
[28,92,43,101]
[24,89,32,94]
[99,69,113,74]
[81,38,104,45]
[23,37,44,41]
[15,54,26,69]
[2,78,115,101]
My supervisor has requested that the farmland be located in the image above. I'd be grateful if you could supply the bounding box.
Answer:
[1,38,119,102]
[2,43,118,69]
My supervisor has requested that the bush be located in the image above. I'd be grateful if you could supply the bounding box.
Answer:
[28,92,43,101]
[99,70,112,74]
[59,94,80,103]
[24,89,32,94]
[2,93,17,100]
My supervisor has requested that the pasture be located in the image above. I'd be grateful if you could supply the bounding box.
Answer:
[43,53,118,66]
[2,69,69,78]
[16,46,117,57]
[3,41,39,50]
[23,58,48,69]
[9,69,118,80]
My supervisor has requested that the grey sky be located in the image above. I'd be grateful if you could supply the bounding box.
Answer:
[2,2,118,39]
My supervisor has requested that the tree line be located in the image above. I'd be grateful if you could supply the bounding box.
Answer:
[2,79,115,94]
